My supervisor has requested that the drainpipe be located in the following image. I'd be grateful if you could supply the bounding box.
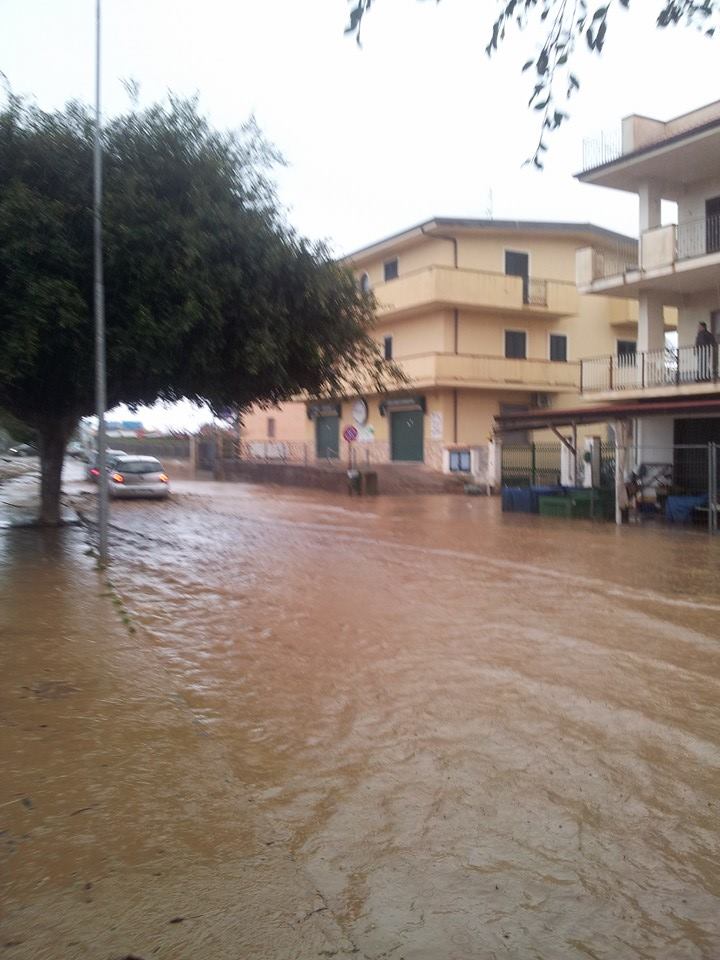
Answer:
[422,224,461,445]
[421,224,458,268]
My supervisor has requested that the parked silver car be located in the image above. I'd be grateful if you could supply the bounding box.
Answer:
[107,456,170,499]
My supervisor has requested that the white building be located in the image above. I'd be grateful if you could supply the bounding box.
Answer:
[574,100,720,515]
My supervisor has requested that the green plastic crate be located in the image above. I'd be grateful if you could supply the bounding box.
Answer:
[538,494,607,520]
[538,496,573,518]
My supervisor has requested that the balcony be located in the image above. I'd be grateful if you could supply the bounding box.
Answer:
[374,265,578,319]
[581,344,719,400]
[400,352,580,393]
[577,215,720,298]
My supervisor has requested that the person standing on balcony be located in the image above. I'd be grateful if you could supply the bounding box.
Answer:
[695,322,717,381]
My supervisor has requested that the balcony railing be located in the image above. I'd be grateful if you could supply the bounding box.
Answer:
[582,130,622,171]
[581,344,719,394]
[526,278,547,306]
[677,214,720,260]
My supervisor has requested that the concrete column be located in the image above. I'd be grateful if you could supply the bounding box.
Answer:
[560,443,574,487]
[638,181,662,232]
[583,436,601,488]
[638,292,665,354]
[487,440,501,495]
[614,420,633,525]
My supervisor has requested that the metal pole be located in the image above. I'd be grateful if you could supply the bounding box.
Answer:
[94,0,109,565]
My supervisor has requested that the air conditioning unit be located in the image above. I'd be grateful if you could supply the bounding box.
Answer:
[532,393,551,409]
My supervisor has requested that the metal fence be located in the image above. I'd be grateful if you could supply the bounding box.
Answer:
[605,443,719,532]
[589,239,640,281]
[526,278,547,306]
[581,344,719,393]
[582,130,622,171]
[501,443,562,487]
[677,213,720,260]
[501,441,719,532]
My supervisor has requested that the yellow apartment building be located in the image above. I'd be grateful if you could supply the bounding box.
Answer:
[241,218,664,484]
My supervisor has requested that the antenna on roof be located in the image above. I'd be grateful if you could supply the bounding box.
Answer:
[485,189,494,220]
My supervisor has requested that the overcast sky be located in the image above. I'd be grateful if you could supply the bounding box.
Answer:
[2,0,718,427]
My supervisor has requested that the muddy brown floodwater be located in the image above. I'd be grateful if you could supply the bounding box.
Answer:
[2,472,720,959]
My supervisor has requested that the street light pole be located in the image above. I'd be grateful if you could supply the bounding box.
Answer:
[93,0,109,565]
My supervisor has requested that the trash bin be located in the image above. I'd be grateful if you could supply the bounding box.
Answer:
[362,471,378,496]
[347,469,361,495]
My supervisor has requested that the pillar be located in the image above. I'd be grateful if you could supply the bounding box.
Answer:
[614,420,633,525]
[638,181,662,232]
[487,440,501,495]
[583,436,601,488]
[638,292,665,354]
[560,443,575,487]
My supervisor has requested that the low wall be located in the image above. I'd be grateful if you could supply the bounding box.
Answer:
[218,459,349,493]
[217,459,468,495]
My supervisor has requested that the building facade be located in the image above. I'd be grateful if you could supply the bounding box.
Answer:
[241,218,654,483]
[576,99,720,465]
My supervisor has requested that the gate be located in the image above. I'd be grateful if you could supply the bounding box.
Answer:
[390,410,424,462]
[197,438,216,471]
[501,443,562,487]
[315,415,340,460]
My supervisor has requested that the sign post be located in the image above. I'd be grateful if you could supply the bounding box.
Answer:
[343,424,359,492]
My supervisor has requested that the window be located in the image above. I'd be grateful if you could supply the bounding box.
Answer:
[360,272,371,294]
[617,339,637,357]
[549,334,567,362]
[505,250,530,304]
[384,335,393,361]
[267,417,276,439]
[383,258,399,282]
[505,330,527,359]
[449,450,471,472]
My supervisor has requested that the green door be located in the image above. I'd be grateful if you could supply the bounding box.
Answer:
[391,410,424,462]
[316,416,340,460]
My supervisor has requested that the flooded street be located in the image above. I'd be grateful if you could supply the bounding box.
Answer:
[2,464,720,959]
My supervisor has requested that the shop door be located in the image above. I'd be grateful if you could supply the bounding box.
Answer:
[315,416,339,460]
[390,410,424,462]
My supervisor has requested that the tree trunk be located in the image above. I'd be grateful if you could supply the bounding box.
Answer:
[37,415,78,525]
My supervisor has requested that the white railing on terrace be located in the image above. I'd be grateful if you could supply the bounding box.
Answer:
[582,130,622,171]
[592,240,639,280]
[581,344,719,393]
[677,214,720,260]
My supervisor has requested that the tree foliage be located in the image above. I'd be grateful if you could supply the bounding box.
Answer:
[345,0,718,167]
[0,95,391,521]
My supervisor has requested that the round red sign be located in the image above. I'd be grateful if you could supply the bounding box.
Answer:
[343,425,358,443]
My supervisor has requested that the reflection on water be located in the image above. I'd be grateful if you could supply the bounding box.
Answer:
[2,481,720,959]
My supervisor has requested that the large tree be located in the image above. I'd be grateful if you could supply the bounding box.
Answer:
[0,95,388,523]
[345,0,718,166]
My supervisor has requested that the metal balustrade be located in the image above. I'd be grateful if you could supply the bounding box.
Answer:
[581,344,719,393]
[677,214,720,260]
[526,278,547,306]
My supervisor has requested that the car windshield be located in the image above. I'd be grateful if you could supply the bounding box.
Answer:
[116,459,163,475]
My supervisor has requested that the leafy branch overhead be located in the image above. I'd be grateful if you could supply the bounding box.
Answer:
[345,0,719,167]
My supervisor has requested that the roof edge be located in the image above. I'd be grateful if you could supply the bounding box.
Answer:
[344,217,637,263]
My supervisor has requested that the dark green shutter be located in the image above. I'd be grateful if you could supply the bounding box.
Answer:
[315,416,339,459]
[390,410,424,462]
